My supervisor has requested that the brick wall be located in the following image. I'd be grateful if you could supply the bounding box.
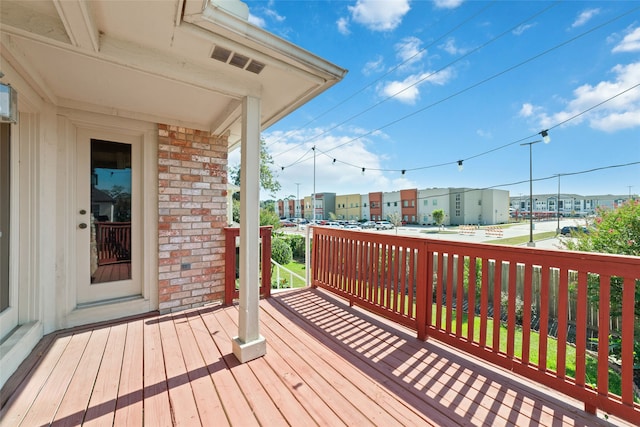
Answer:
[157,124,228,313]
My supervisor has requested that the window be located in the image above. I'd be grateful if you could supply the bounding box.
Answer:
[403,200,408,207]
[433,200,437,206]
[387,202,390,207]
[394,202,397,207]
[411,200,415,207]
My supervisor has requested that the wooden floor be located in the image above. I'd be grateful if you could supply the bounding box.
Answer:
[0,288,633,427]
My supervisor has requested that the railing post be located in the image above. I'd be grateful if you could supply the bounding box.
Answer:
[224,227,238,306]
[261,226,272,299]
[416,240,429,341]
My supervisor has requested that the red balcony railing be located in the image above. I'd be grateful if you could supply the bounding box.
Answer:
[94,221,131,265]
[224,226,272,306]
[311,226,640,424]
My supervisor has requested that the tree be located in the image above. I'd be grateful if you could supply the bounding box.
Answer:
[562,200,640,366]
[229,138,281,200]
[387,212,402,234]
[230,138,281,223]
[432,209,445,228]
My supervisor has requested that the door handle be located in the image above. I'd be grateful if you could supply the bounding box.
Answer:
[79,223,87,229]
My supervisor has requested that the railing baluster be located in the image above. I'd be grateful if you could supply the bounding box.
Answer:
[557,268,569,379]
[597,274,611,397]
[307,228,640,424]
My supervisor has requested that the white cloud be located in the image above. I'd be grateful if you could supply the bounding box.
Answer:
[512,23,536,36]
[337,17,350,35]
[612,27,640,53]
[523,62,640,132]
[571,8,600,29]
[433,0,464,9]
[439,38,467,55]
[518,103,536,118]
[264,8,285,23]
[248,13,266,28]
[238,127,399,199]
[476,129,492,139]
[362,55,385,75]
[349,0,410,32]
[381,69,454,104]
[395,36,426,68]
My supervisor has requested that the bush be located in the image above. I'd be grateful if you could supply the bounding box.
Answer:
[271,237,292,265]
[282,234,305,260]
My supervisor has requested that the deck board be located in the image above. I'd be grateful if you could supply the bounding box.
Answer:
[0,288,634,427]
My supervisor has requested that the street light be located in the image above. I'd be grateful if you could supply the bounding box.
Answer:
[520,140,545,247]
[556,174,561,234]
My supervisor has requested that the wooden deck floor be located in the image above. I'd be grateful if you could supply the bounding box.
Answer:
[0,288,633,426]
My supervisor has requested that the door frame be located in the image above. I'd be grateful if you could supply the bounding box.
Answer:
[62,110,158,328]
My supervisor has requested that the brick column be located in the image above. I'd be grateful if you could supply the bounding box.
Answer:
[157,124,227,313]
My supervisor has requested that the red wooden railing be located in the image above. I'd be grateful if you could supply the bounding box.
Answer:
[311,226,640,424]
[95,222,131,265]
[224,226,272,306]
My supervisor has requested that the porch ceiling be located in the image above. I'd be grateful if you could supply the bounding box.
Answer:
[0,0,346,149]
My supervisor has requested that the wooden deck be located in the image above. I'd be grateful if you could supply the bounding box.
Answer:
[0,288,633,427]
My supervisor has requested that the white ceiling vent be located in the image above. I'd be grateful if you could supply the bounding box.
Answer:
[211,45,265,75]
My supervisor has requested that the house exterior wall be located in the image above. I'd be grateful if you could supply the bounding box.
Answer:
[417,188,451,225]
[368,192,382,221]
[400,188,417,224]
[382,191,401,221]
[361,194,370,220]
[335,193,361,221]
[157,125,228,313]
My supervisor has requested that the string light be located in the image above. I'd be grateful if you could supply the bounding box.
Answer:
[540,130,550,143]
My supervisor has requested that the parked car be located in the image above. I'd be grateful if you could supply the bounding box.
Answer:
[343,224,361,230]
[279,219,296,227]
[375,221,394,230]
[360,221,377,229]
[560,226,589,236]
[326,221,344,228]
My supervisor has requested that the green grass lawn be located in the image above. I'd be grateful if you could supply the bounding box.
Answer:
[484,231,557,245]
[438,307,632,400]
[272,261,307,288]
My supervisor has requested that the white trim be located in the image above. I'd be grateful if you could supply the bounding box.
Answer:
[58,110,158,329]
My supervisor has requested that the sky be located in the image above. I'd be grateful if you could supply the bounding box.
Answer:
[228,0,640,202]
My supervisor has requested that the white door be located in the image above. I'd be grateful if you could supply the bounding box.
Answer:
[76,129,142,305]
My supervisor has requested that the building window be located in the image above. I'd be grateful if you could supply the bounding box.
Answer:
[394,202,398,207]
[403,200,408,207]
[433,200,437,206]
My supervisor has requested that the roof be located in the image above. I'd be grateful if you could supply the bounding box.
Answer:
[0,0,347,149]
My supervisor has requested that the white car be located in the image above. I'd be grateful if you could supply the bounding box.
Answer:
[343,224,361,230]
[375,221,394,230]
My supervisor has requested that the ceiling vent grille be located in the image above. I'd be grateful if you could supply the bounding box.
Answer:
[211,46,265,75]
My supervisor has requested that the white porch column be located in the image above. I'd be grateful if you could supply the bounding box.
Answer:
[232,95,266,363]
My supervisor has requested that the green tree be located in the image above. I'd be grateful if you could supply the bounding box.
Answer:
[260,206,281,228]
[432,209,445,227]
[562,200,640,366]
[229,138,281,200]
[387,212,402,234]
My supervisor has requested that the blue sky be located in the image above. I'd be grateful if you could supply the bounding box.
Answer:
[229,0,640,201]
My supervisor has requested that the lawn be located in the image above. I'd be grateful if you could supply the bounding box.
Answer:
[484,231,557,245]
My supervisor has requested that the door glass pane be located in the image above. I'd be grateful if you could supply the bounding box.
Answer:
[0,124,9,311]
[91,139,132,284]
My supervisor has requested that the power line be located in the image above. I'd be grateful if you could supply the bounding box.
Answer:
[267,1,498,153]
[280,83,640,174]
[274,5,639,172]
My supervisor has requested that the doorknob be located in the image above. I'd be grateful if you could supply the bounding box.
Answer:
[79,223,87,229]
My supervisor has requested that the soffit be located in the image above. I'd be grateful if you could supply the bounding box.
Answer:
[0,0,346,149]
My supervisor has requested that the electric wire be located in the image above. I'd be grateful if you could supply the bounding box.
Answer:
[267,0,498,152]
[274,5,639,172]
